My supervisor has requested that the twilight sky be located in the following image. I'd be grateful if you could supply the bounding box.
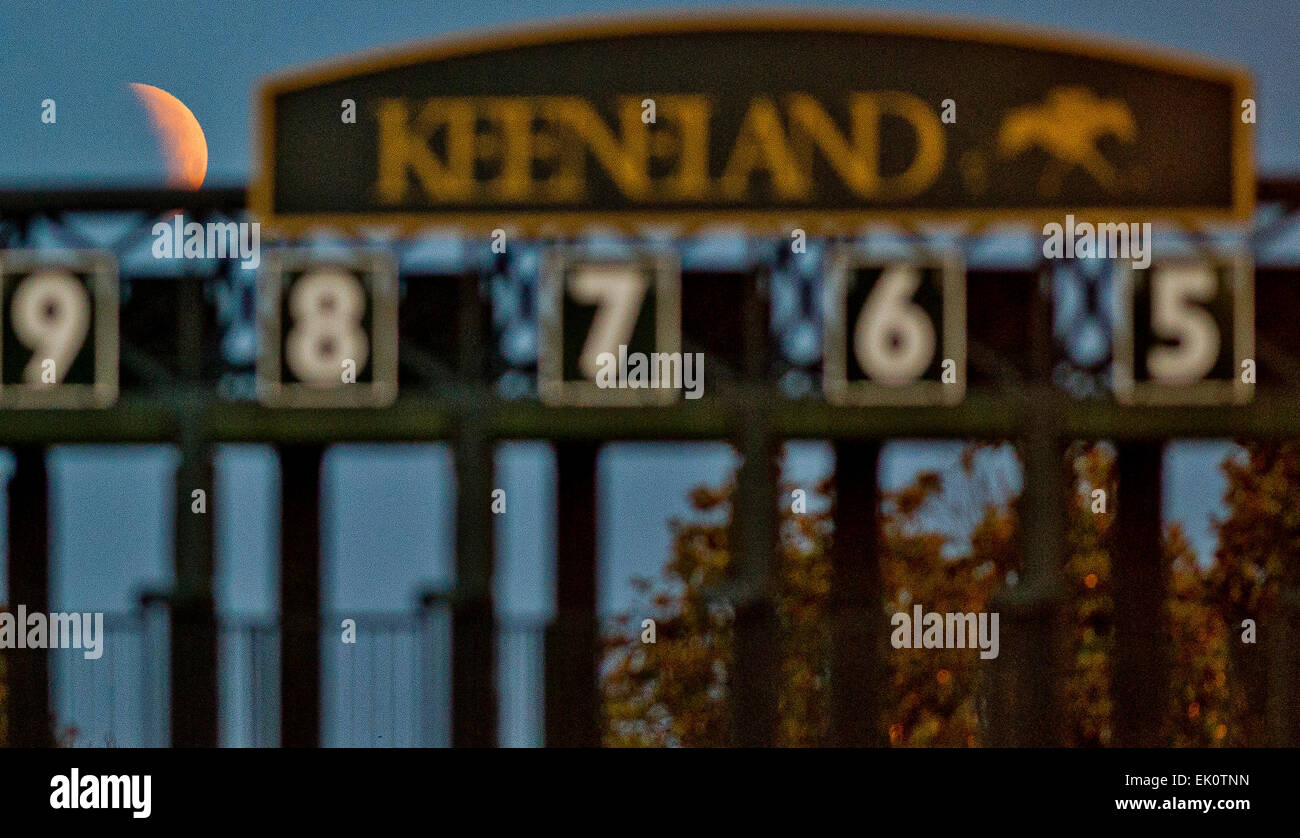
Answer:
[1,0,1294,621]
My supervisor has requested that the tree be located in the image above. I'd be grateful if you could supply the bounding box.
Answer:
[601,446,1017,747]
[602,443,1248,746]
[1206,441,1300,744]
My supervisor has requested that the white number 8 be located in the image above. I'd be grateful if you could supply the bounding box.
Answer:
[11,270,91,385]
[284,269,368,386]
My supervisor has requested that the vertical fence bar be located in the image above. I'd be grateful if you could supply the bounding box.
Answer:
[170,406,218,746]
[1111,441,1169,746]
[279,443,323,747]
[730,418,779,747]
[452,412,496,746]
[544,441,600,747]
[140,592,171,746]
[418,590,451,746]
[988,273,1066,746]
[451,269,497,746]
[4,445,54,746]
[1269,587,1300,745]
[830,440,887,746]
[728,263,780,747]
[1004,430,1069,746]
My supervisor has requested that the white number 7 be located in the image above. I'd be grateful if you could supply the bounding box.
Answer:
[568,265,647,380]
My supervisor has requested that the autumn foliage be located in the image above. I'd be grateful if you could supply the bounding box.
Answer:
[601,442,1266,747]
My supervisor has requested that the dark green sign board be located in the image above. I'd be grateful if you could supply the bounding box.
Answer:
[254,13,1254,232]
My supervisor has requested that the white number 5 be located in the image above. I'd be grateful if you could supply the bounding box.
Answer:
[1147,265,1220,385]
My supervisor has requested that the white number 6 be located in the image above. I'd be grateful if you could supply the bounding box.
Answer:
[854,265,936,385]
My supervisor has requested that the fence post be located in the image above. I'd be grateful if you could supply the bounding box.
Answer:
[728,262,780,747]
[4,446,54,747]
[1111,441,1169,746]
[729,414,780,747]
[451,269,497,747]
[544,441,600,747]
[988,272,1067,746]
[1269,587,1300,745]
[417,589,452,746]
[830,440,888,746]
[139,590,172,746]
[452,411,496,746]
[279,443,323,747]
[171,405,218,746]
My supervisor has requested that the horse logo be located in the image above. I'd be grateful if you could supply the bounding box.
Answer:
[997,87,1137,196]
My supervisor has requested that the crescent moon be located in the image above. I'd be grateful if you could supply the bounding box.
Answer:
[129,83,207,190]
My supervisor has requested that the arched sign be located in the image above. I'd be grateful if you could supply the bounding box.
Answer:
[253,13,1253,233]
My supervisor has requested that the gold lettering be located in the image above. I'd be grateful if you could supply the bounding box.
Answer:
[718,97,808,201]
[375,98,475,203]
[650,94,712,201]
[480,98,532,201]
[542,97,650,199]
[373,91,945,207]
[872,92,945,199]
[531,110,585,202]
[787,93,880,196]
[787,92,945,200]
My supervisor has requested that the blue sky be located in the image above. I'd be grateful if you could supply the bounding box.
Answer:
[2,0,1298,184]
[2,0,1295,623]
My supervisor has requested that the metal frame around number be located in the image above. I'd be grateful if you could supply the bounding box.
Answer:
[257,247,399,408]
[539,247,681,407]
[0,249,118,409]
[823,247,966,407]
[1113,251,1254,405]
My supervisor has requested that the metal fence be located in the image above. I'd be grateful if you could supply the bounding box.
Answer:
[3,182,1300,746]
[49,603,549,748]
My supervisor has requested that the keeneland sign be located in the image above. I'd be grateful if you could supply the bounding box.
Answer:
[253,13,1253,232]
[369,91,945,206]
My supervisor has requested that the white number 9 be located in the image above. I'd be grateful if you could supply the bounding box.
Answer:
[284,269,369,386]
[854,265,936,385]
[11,270,91,385]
